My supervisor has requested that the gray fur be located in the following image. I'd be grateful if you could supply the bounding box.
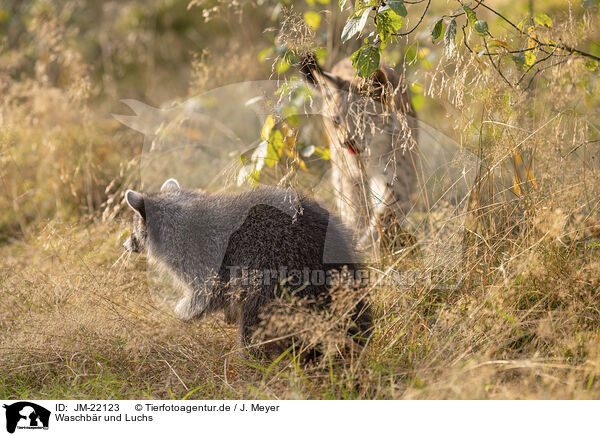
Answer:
[123,180,371,354]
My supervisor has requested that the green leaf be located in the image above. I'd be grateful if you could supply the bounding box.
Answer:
[0,8,10,23]
[283,106,299,126]
[376,9,404,48]
[386,0,407,17]
[303,11,321,30]
[350,45,381,77]
[237,164,260,186]
[404,45,417,64]
[266,130,283,167]
[302,145,331,160]
[314,146,331,160]
[342,17,359,42]
[584,60,599,71]
[409,81,424,94]
[261,115,275,141]
[444,19,457,54]
[252,130,284,174]
[276,57,290,73]
[525,48,536,66]
[431,19,443,42]
[410,93,424,111]
[341,7,371,42]
[315,47,328,63]
[452,2,471,14]
[473,20,489,36]
[258,47,273,62]
[339,0,348,9]
[386,9,405,32]
[463,5,477,26]
[534,13,552,28]
[274,50,293,74]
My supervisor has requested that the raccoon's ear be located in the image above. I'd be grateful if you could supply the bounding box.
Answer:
[125,190,146,219]
[161,178,180,192]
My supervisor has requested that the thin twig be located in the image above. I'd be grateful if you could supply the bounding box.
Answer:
[517,45,558,86]
[473,0,600,62]
[525,58,569,90]
[483,37,513,88]
[396,0,432,37]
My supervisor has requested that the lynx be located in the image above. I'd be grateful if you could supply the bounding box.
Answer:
[300,54,419,250]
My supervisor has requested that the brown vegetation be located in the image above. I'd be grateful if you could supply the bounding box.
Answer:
[1,0,599,399]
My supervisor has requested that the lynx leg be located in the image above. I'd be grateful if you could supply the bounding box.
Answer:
[329,137,371,234]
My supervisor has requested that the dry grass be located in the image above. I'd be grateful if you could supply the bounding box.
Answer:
[1,0,600,399]
[1,215,599,399]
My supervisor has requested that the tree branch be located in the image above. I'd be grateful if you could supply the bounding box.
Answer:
[483,37,513,88]
[396,0,432,36]
[473,0,600,62]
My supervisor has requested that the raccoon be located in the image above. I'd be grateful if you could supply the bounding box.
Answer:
[299,54,419,250]
[123,179,371,356]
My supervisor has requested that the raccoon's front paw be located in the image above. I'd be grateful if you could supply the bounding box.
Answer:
[174,297,195,321]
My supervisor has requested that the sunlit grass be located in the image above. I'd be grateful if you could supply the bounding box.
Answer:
[0,0,599,400]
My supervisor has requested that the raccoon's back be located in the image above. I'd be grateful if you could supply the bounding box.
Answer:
[219,187,357,271]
